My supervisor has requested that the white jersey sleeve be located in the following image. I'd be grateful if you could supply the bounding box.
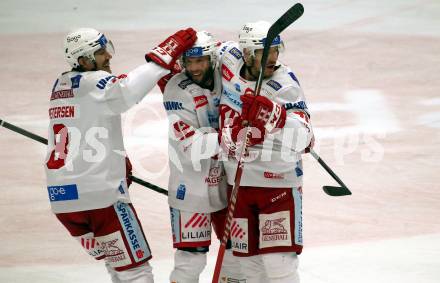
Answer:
[163,70,227,213]
[83,63,168,115]
[45,62,168,213]
[270,81,313,153]
[219,41,313,188]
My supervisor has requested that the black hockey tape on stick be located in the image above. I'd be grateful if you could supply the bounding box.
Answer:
[0,118,168,196]
[309,149,352,196]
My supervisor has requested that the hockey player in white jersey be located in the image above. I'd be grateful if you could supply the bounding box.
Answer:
[45,27,196,283]
[163,31,243,283]
[218,21,314,283]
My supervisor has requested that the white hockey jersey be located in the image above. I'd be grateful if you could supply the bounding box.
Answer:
[45,62,168,213]
[218,41,313,188]
[163,69,227,213]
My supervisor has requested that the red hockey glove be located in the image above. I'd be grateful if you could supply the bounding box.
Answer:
[220,116,265,158]
[157,61,182,93]
[125,156,133,188]
[145,28,197,70]
[240,88,286,133]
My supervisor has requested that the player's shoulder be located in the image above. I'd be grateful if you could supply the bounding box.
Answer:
[274,64,301,86]
[263,64,301,93]
[82,70,117,89]
[59,70,116,91]
[164,72,205,105]
[218,41,243,61]
[164,72,194,97]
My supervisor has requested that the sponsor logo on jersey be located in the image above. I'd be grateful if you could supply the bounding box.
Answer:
[284,101,308,111]
[47,184,78,202]
[266,79,282,91]
[115,202,149,262]
[221,64,234,81]
[228,47,242,59]
[184,213,210,228]
[259,211,292,248]
[220,45,228,55]
[178,78,193,89]
[181,212,211,242]
[118,182,125,194]
[100,238,128,264]
[80,236,104,258]
[271,191,288,203]
[263,171,285,179]
[234,83,241,92]
[288,71,300,85]
[222,88,242,108]
[51,89,74,100]
[96,75,116,89]
[261,218,288,241]
[71,75,82,88]
[194,95,208,109]
[292,188,303,245]
[49,105,75,119]
[176,184,186,200]
[295,161,303,177]
[170,207,180,243]
[231,219,248,253]
[205,166,223,186]
[163,101,184,111]
[181,230,211,240]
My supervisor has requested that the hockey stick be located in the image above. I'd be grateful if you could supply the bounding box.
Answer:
[309,149,351,196]
[211,3,305,283]
[0,118,168,196]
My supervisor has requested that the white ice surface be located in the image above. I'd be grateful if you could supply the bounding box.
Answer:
[1,1,440,283]
[1,234,439,283]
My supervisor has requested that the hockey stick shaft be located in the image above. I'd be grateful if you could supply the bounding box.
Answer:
[212,4,305,283]
[309,149,352,195]
[0,119,168,196]
[1,119,48,144]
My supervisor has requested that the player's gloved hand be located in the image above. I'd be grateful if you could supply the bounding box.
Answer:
[304,135,315,154]
[157,61,182,93]
[240,88,286,133]
[125,156,133,188]
[220,116,265,158]
[145,28,197,70]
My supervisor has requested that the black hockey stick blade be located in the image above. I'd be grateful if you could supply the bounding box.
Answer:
[256,3,304,95]
[323,186,352,197]
[309,149,352,197]
[267,3,304,43]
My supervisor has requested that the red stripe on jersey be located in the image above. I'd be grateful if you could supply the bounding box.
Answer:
[185,213,200,228]
[192,214,204,228]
